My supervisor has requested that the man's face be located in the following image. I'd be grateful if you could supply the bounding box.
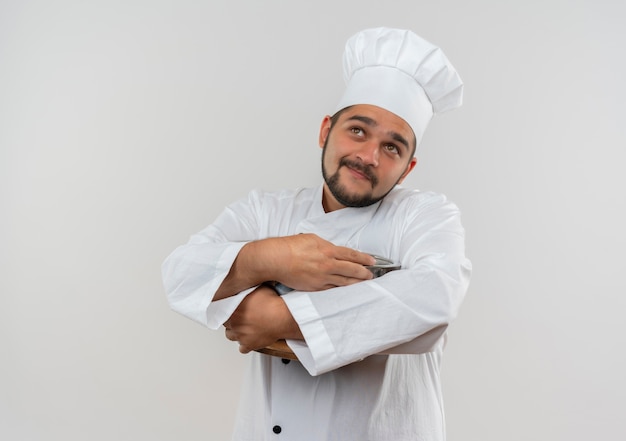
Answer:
[319,104,417,212]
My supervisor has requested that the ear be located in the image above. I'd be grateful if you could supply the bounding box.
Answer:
[318,115,332,148]
[397,157,418,184]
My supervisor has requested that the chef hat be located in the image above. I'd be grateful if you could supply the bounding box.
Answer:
[335,27,463,146]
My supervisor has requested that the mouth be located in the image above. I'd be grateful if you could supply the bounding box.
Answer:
[340,159,377,187]
[345,165,370,180]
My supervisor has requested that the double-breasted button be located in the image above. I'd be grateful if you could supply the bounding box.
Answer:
[273,425,282,434]
[281,358,290,365]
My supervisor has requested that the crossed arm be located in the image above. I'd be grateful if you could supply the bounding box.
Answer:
[218,233,376,353]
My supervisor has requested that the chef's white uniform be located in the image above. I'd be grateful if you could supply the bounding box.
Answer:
[162,184,471,440]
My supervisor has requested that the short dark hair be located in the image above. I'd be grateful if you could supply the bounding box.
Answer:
[330,106,352,126]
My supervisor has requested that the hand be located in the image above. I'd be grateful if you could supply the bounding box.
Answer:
[255,233,376,291]
[223,286,302,353]
[215,233,376,301]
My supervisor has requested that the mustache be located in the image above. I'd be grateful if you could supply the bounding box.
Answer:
[339,158,378,186]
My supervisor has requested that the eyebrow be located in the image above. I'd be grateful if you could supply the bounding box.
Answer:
[345,115,410,151]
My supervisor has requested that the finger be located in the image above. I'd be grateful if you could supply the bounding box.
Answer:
[332,260,374,280]
[334,247,376,266]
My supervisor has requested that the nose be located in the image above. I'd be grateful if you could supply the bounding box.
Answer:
[356,141,379,167]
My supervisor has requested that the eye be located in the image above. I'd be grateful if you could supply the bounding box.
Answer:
[349,127,364,136]
[383,144,400,155]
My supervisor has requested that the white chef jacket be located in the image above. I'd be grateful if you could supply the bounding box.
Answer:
[162,184,471,441]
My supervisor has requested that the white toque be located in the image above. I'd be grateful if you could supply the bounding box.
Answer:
[335,27,463,146]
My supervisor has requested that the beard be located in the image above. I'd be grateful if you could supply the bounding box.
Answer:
[321,143,394,208]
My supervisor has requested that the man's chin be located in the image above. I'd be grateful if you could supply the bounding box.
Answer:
[323,167,382,208]
[332,189,379,208]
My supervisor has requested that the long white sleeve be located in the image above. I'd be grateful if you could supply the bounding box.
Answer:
[282,191,471,375]
[161,192,264,329]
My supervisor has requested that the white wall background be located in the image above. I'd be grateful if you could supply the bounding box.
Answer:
[2,1,624,440]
